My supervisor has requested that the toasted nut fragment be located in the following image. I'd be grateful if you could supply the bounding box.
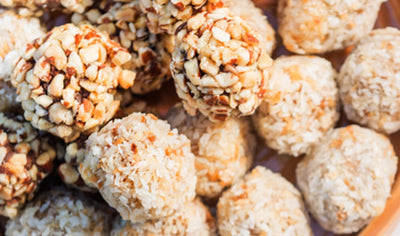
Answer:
[11,24,132,142]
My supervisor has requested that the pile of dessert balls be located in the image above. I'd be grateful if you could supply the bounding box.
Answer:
[0,0,399,235]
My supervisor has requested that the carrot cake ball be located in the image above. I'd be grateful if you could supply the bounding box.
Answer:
[5,189,110,235]
[79,112,196,223]
[139,0,221,34]
[0,10,45,112]
[220,0,275,55]
[253,56,339,156]
[166,105,255,198]
[172,7,273,122]
[278,0,385,54]
[0,112,58,218]
[338,27,400,134]
[72,0,174,94]
[11,23,134,142]
[296,125,398,234]
[111,198,216,236]
[0,0,94,14]
[217,166,312,236]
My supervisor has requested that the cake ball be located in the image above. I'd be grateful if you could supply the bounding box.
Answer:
[72,0,174,95]
[296,125,398,234]
[253,56,339,156]
[111,198,215,236]
[79,112,196,223]
[5,189,111,235]
[217,166,312,236]
[220,0,275,55]
[339,27,400,134]
[0,0,94,14]
[0,10,45,112]
[0,112,58,218]
[172,7,273,122]
[11,23,134,142]
[278,0,385,54]
[139,0,221,34]
[166,104,255,198]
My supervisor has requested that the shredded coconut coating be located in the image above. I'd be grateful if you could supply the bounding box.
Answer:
[111,198,216,236]
[220,0,275,55]
[167,104,255,198]
[79,112,197,223]
[0,0,94,14]
[138,0,221,34]
[5,189,111,235]
[278,0,385,54]
[0,112,58,218]
[11,23,134,143]
[217,166,312,236]
[0,10,45,112]
[172,8,273,122]
[253,56,339,157]
[296,125,398,234]
[72,0,174,94]
[338,27,400,134]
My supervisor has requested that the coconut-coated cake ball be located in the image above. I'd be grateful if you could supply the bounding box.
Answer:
[220,0,275,55]
[172,7,273,122]
[5,189,110,236]
[167,104,255,198]
[72,0,174,94]
[79,112,197,223]
[296,125,398,234]
[111,198,216,236]
[0,112,59,218]
[11,23,134,142]
[253,56,339,156]
[339,27,400,134]
[217,166,312,236]
[0,10,45,112]
[278,0,385,54]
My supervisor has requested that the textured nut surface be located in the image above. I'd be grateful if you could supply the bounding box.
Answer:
[296,125,398,234]
[338,27,400,134]
[172,8,272,122]
[111,198,216,236]
[0,0,94,14]
[278,0,385,54]
[72,0,173,94]
[0,112,57,218]
[11,24,133,142]
[253,56,339,156]
[217,166,312,236]
[79,112,197,223]
[167,104,255,198]
[0,10,45,112]
[5,189,111,235]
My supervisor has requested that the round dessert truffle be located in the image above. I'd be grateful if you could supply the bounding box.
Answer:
[338,27,400,134]
[72,0,174,94]
[139,0,220,34]
[111,198,216,236]
[166,104,255,198]
[220,0,275,55]
[0,0,94,14]
[253,56,339,156]
[11,23,135,142]
[217,166,312,236]
[296,125,398,234]
[278,0,385,54]
[5,189,111,235]
[172,7,273,122]
[0,10,45,112]
[79,112,197,223]
[0,112,58,218]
